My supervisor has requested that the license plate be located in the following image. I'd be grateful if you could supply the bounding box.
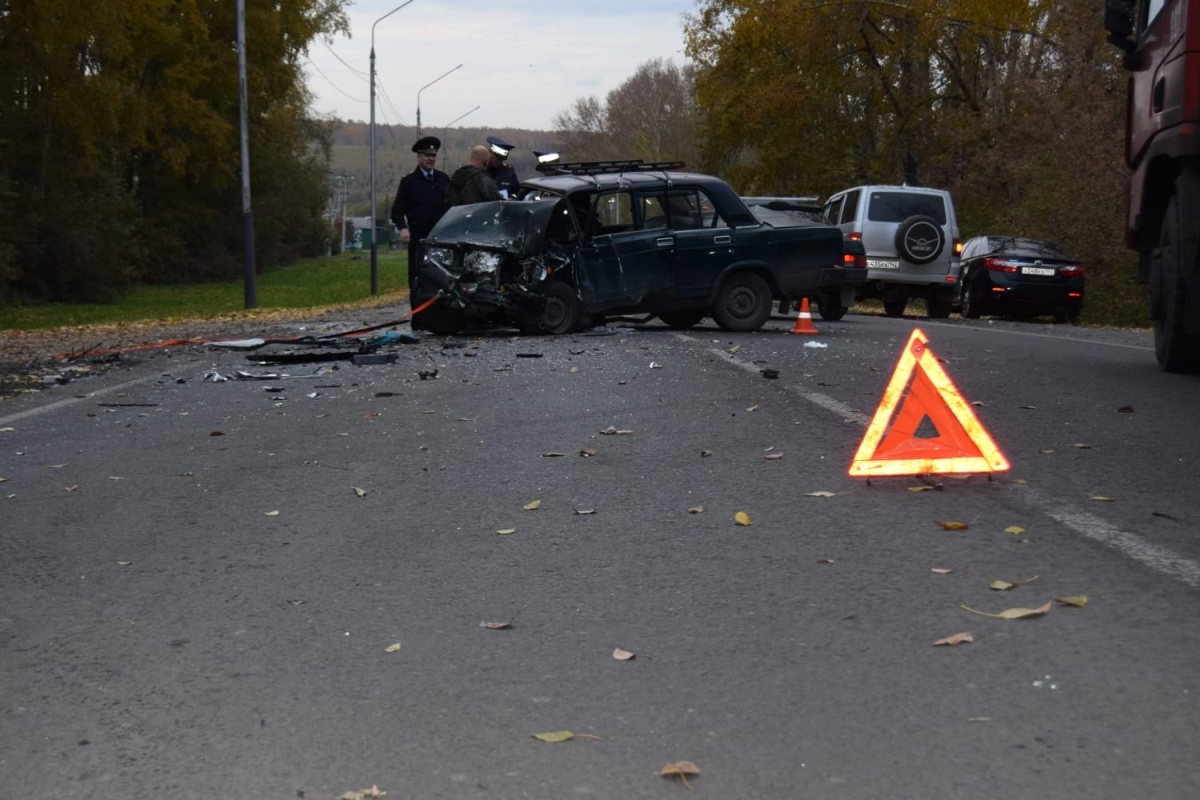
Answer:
[1022,266,1055,276]
[867,258,899,270]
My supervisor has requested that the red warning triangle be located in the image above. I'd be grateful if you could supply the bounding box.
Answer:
[850,328,1009,477]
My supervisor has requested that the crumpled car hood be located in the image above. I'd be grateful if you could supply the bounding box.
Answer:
[425,199,565,258]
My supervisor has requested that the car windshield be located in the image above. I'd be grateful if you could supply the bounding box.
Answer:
[866,192,947,224]
[991,237,1070,259]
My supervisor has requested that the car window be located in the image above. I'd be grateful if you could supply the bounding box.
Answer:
[960,238,981,259]
[663,189,725,230]
[823,196,844,225]
[696,192,728,228]
[591,191,634,235]
[840,190,861,225]
[867,192,947,224]
[640,195,669,229]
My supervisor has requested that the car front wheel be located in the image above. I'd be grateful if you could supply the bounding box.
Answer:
[961,277,983,319]
[538,282,582,335]
[713,273,772,332]
[883,296,908,317]
[818,293,848,321]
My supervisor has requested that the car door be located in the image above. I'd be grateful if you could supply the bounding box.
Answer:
[575,190,674,312]
[662,188,738,301]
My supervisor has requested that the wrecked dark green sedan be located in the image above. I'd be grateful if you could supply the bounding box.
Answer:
[413,161,866,335]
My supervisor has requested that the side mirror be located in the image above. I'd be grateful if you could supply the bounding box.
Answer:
[1104,0,1136,53]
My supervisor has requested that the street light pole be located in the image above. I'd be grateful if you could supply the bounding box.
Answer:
[370,0,416,296]
[416,64,463,137]
[441,106,480,164]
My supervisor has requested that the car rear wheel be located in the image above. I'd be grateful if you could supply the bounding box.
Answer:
[883,297,908,317]
[961,276,982,319]
[817,293,848,321]
[926,288,954,319]
[658,309,706,329]
[538,282,582,335]
[713,273,772,332]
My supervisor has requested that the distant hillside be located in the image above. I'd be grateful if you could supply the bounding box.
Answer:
[330,122,561,213]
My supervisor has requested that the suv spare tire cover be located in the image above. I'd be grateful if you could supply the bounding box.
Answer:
[894,215,945,265]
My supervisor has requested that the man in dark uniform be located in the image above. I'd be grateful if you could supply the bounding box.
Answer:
[445,145,501,208]
[391,136,450,303]
[485,135,520,199]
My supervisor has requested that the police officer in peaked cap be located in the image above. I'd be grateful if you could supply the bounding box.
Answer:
[391,136,450,319]
[485,135,520,199]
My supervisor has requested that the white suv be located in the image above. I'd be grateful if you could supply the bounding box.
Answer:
[822,185,961,317]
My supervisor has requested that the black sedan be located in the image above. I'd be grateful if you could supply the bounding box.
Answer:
[958,236,1084,323]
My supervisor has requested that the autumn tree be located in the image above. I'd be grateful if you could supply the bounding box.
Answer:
[554,58,700,165]
[0,0,349,302]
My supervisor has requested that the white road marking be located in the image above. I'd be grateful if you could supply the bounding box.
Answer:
[0,374,161,426]
[916,319,1154,352]
[680,331,1200,589]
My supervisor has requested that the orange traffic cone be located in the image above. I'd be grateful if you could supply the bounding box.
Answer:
[790,297,819,335]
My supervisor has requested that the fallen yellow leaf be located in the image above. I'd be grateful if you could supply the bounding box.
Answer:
[1055,595,1089,607]
[763,452,784,460]
[523,499,541,510]
[265,510,280,517]
[532,731,574,743]
[384,643,402,653]
[931,567,954,574]
[936,520,970,530]
[660,761,701,790]
[1089,496,1115,502]
[908,486,933,492]
[496,528,516,535]
[116,561,132,566]
[745,404,759,412]
[734,511,753,526]
[806,491,837,497]
[961,602,1052,619]
[932,632,974,646]
[989,579,1016,591]
[1004,526,1026,535]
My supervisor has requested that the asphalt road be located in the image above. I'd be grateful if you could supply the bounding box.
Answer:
[2,310,1198,799]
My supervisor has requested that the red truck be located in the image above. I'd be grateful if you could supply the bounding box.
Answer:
[1106,0,1200,371]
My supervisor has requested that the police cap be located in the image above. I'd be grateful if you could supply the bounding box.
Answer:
[486,136,515,158]
[412,136,441,155]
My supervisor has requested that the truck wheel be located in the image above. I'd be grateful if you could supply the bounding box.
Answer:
[658,309,706,329]
[713,273,772,332]
[883,297,908,317]
[1153,188,1200,372]
[538,282,582,335]
[817,294,848,321]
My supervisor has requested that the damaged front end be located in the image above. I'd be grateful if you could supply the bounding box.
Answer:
[414,199,577,334]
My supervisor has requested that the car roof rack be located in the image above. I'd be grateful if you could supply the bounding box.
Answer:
[536,159,687,175]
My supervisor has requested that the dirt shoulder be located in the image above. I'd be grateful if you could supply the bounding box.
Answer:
[0,299,413,399]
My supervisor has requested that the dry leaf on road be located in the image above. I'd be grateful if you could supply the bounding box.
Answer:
[613,647,635,661]
[989,579,1016,591]
[909,486,933,493]
[1005,526,1026,535]
[384,643,401,653]
[961,602,1052,619]
[660,761,701,790]
[734,511,752,526]
[932,632,974,646]
[1089,496,1115,502]
[745,404,759,412]
[523,500,541,510]
[353,487,367,497]
[574,508,596,515]
[806,491,838,497]
[532,731,575,743]
[688,506,704,514]
[936,520,970,530]
[265,510,280,517]
[496,528,516,535]
[931,567,954,574]
[763,452,784,460]
[1056,595,1089,607]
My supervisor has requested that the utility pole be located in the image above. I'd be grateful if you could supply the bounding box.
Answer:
[236,0,256,308]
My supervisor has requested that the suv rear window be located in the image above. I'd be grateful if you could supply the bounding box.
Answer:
[867,192,946,224]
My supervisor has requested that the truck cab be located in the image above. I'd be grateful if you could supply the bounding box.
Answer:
[1105,0,1200,371]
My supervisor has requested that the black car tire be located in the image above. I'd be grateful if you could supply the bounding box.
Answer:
[538,281,582,335]
[1152,185,1200,372]
[926,288,954,319]
[658,309,706,329]
[818,294,848,321]
[416,299,467,335]
[894,215,945,265]
[713,272,773,332]
[961,275,983,319]
[883,296,908,317]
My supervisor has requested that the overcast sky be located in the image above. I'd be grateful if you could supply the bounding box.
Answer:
[303,0,696,131]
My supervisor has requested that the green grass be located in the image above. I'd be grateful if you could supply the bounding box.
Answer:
[0,250,410,331]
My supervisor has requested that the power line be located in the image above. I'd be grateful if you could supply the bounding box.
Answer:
[322,40,369,79]
[306,55,366,103]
